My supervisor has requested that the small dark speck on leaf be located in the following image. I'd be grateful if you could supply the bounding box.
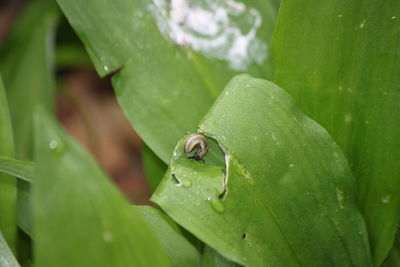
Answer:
[242,233,247,240]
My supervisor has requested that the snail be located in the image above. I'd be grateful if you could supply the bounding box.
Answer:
[184,134,208,160]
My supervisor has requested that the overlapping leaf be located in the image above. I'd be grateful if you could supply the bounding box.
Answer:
[0,0,59,239]
[272,1,400,265]
[56,0,279,163]
[152,75,371,266]
[33,109,170,267]
[0,157,33,183]
[0,76,16,253]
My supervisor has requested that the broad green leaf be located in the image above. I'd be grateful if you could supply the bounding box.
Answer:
[142,145,167,191]
[57,0,279,163]
[152,74,371,266]
[33,108,170,267]
[0,157,33,183]
[9,148,200,266]
[272,1,400,265]
[0,230,19,267]
[136,206,200,266]
[33,110,169,267]
[0,77,16,253]
[202,246,239,267]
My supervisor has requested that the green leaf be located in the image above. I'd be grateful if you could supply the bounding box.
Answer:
[383,231,400,267]
[0,155,33,236]
[202,246,239,267]
[272,1,400,265]
[33,108,170,267]
[0,157,33,183]
[136,206,200,266]
[0,230,19,267]
[0,0,58,159]
[142,145,167,192]
[0,76,16,253]
[56,0,279,163]
[152,74,371,266]
[0,1,59,250]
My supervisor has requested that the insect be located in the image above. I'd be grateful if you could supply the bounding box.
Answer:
[184,134,208,160]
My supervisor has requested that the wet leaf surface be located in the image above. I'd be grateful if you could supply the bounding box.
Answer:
[272,1,400,265]
[152,74,371,266]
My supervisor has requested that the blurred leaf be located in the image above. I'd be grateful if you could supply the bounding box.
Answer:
[33,108,170,267]
[152,75,371,266]
[272,1,400,265]
[56,0,279,163]
[202,246,239,267]
[0,230,19,267]
[0,0,58,159]
[0,1,59,253]
[136,206,200,266]
[0,157,33,183]
[0,77,16,253]
[55,44,92,68]
[142,145,167,191]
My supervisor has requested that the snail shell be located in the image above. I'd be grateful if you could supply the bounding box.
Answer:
[184,134,208,160]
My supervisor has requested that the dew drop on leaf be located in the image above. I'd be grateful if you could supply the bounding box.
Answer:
[207,197,225,213]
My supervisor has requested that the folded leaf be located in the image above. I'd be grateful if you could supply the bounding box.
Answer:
[57,0,279,162]
[34,108,170,267]
[0,156,33,183]
[272,1,400,265]
[0,76,16,253]
[0,230,19,267]
[152,74,371,266]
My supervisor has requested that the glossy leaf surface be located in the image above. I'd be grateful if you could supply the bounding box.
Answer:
[0,77,16,252]
[33,109,170,267]
[56,0,279,162]
[272,1,400,265]
[153,75,371,266]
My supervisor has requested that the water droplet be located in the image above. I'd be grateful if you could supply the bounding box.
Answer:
[305,192,311,196]
[102,231,113,242]
[338,14,343,18]
[49,140,58,150]
[382,195,391,204]
[359,20,366,28]
[103,65,110,72]
[336,188,344,209]
[344,114,352,123]
[182,180,192,188]
[49,139,65,154]
[391,16,396,19]
[207,197,225,213]
[289,164,294,168]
